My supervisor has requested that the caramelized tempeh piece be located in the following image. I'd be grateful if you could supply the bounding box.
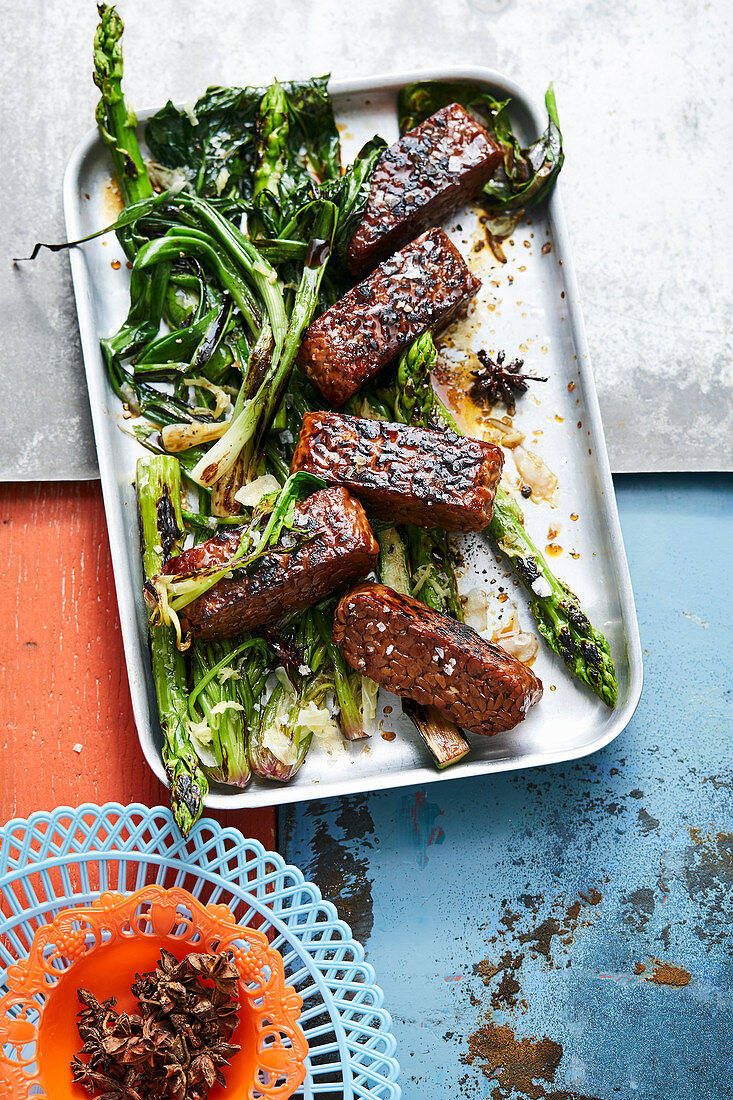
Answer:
[334,583,543,736]
[347,103,501,277]
[291,411,504,531]
[296,228,480,407]
[163,488,379,640]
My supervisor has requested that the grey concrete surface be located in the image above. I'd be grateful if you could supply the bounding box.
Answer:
[1,0,730,479]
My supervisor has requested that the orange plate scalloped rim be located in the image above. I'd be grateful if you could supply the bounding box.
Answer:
[0,884,308,1099]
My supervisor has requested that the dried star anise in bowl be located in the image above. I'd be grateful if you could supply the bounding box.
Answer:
[71,949,241,1100]
[469,349,547,414]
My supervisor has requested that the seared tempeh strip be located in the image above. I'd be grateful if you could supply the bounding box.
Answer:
[291,411,504,531]
[347,103,501,277]
[296,228,480,407]
[333,583,542,736]
[164,488,379,640]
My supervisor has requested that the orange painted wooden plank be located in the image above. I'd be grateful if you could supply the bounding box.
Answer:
[0,482,275,849]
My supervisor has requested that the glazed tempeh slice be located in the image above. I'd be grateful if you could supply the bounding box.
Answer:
[163,488,379,640]
[291,411,504,531]
[347,102,501,277]
[296,228,480,407]
[333,583,543,736]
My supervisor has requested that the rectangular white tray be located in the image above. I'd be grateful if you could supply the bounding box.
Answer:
[64,67,643,808]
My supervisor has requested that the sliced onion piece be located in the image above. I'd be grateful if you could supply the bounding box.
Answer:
[161,419,230,453]
[512,444,559,506]
[489,609,539,666]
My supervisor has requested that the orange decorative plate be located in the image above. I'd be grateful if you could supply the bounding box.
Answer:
[0,884,308,1099]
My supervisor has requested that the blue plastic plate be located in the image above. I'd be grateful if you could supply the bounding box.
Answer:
[0,802,400,1099]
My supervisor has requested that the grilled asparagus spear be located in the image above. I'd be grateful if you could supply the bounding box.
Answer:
[396,333,617,707]
[93,5,152,207]
[137,456,209,834]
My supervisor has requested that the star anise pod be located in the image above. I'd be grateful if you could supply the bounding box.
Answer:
[72,1056,145,1100]
[74,950,241,1100]
[186,951,240,997]
[77,989,117,1016]
[71,1057,115,1093]
[163,1060,189,1100]
[470,349,547,413]
[211,997,239,1037]
[189,1052,218,1089]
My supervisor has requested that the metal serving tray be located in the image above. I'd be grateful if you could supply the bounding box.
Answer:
[64,67,643,809]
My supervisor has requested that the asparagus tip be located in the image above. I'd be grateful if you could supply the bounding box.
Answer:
[168,768,206,837]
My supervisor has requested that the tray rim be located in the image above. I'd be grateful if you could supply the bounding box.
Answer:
[63,65,644,809]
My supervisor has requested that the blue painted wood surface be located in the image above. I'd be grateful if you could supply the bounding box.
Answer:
[282,475,732,1100]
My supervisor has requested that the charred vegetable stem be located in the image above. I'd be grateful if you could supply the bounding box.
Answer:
[175,194,288,354]
[136,456,208,834]
[401,699,470,769]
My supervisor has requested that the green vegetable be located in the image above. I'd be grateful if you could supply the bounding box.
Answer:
[18,188,179,262]
[250,81,291,239]
[395,330,436,427]
[101,262,171,374]
[406,526,463,622]
[248,76,342,241]
[320,135,387,265]
[403,333,617,708]
[187,637,270,786]
[134,231,262,335]
[146,85,261,200]
[146,75,340,220]
[173,192,288,354]
[93,5,152,207]
[136,456,208,835]
[135,303,222,369]
[313,607,371,742]
[397,81,564,214]
[187,200,337,487]
[248,610,332,781]
[287,76,341,182]
[248,680,312,782]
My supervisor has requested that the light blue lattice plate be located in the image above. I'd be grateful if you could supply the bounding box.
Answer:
[0,803,400,1099]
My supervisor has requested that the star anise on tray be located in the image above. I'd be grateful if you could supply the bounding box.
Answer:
[72,949,241,1100]
[469,349,547,413]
